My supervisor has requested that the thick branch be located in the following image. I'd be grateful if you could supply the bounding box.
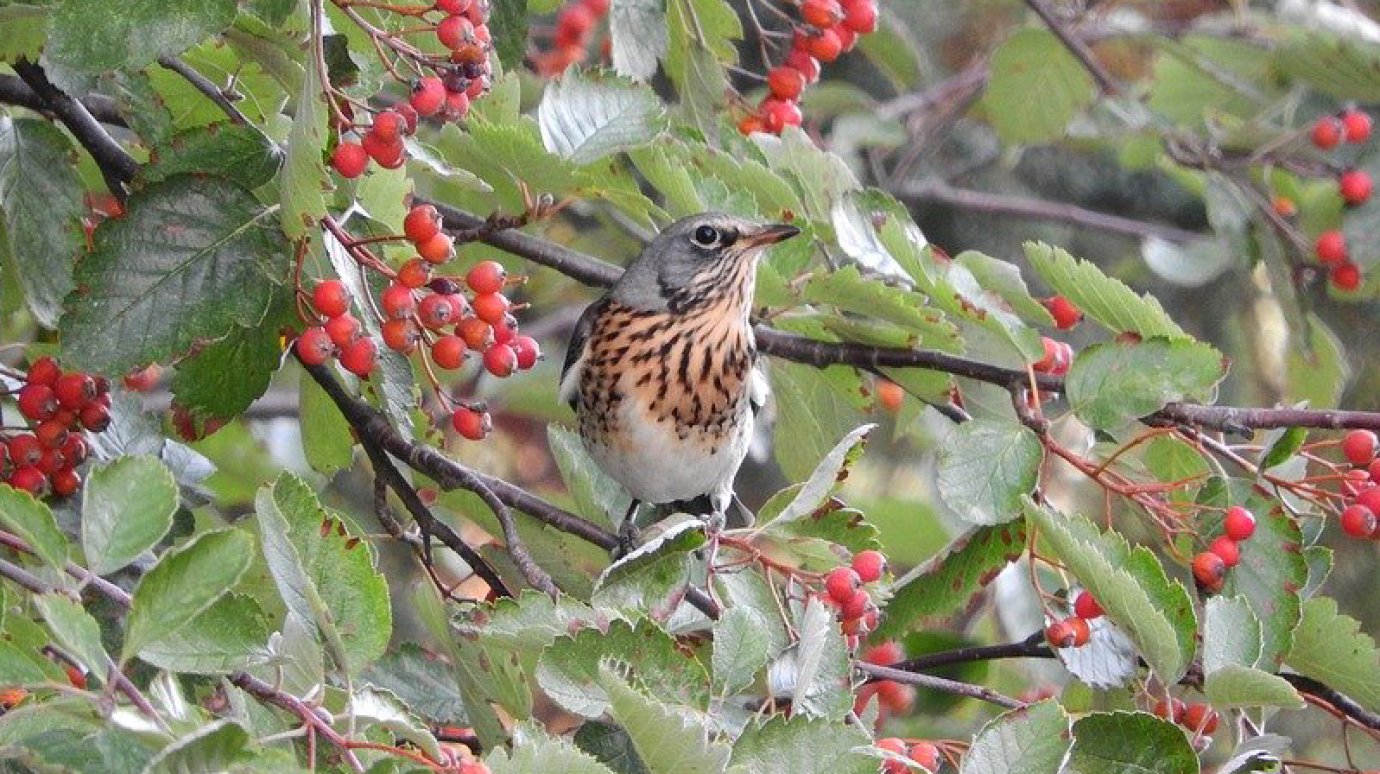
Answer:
[12,59,139,196]
[0,74,128,127]
[1284,674,1380,731]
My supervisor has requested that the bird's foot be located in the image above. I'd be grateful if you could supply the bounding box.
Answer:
[615,520,642,558]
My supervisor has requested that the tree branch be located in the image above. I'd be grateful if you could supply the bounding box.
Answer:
[230,672,366,772]
[0,74,128,127]
[1022,0,1120,96]
[858,661,1024,710]
[12,59,139,197]
[157,56,250,126]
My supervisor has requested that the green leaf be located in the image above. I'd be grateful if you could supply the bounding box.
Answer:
[1259,426,1307,470]
[593,522,703,620]
[878,520,1027,639]
[730,716,874,774]
[122,528,253,663]
[60,175,286,376]
[347,686,444,763]
[599,666,730,774]
[489,722,618,774]
[1065,338,1226,429]
[769,362,867,481]
[169,292,289,419]
[609,0,666,81]
[142,720,249,774]
[0,117,83,328]
[767,424,874,524]
[0,639,52,685]
[1065,712,1199,774]
[798,266,961,346]
[299,375,355,475]
[1200,596,1302,709]
[937,420,1042,525]
[362,642,468,725]
[487,0,528,68]
[954,250,1057,327]
[138,592,272,674]
[1287,314,1349,407]
[1218,503,1305,669]
[280,60,329,240]
[711,607,772,692]
[1148,36,1276,125]
[1276,29,1380,102]
[413,583,507,750]
[1025,500,1196,682]
[665,0,739,137]
[0,486,70,572]
[466,591,608,654]
[81,456,178,575]
[575,721,649,774]
[0,5,50,62]
[980,28,1095,144]
[255,473,392,676]
[538,70,666,164]
[781,596,852,720]
[1204,665,1302,709]
[32,594,109,680]
[142,124,282,190]
[47,0,237,72]
[1023,242,1189,340]
[960,700,1071,774]
[1285,597,1380,714]
[535,619,709,718]
[548,425,626,531]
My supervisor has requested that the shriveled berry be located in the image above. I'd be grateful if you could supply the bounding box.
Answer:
[1181,703,1219,734]
[429,277,462,296]
[393,102,418,134]
[767,66,806,101]
[1331,261,1363,291]
[1209,535,1240,568]
[510,335,541,370]
[1192,551,1227,593]
[1340,169,1373,206]
[325,314,361,348]
[851,549,886,583]
[26,357,60,386]
[1073,591,1104,619]
[313,279,351,318]
[431,335,467,369]
[54,373,96,409]
[418,233,455,264]
[1315,230,1348,265]
[411,76,447,116]
[483,344,518,377]
[824,566,861,603]
[332,141,369,178]
[339,337,378,377]
[1045,295,1083,330]
[297,326,335,365]
[17,384,57,422]
[1223,505,1256,541]
[466,260,507,294]
[1312,116,1344,149]
[381,318,422,353]
[472,292,510,325]
[380,284,417,320]
[1341,504,1377,538]
[1342,108,1373,143]
[452,406,491,440]
[1342,429,1378,466]
[404,204,443,244]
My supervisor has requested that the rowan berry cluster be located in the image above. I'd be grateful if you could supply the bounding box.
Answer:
[5,357,110,498]
[853,641,912,723]
[529,0,609,77]
[823,549,887,645]
[738,0,879,136]
[295,204,541,442]
[876,735,942,774]
[1044,590,1103,649]
[1153,697,1219,736]
[1030,296,1081,376]
[1335,429,1380,539]
[1303,108,1372,291]
[330,0,496,179]
[1191,504,1256,593]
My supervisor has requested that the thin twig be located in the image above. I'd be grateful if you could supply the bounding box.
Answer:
[230,672,366,772]
[1022,0,1119,96]
[157,56,250,125]
[858,662,1024,710]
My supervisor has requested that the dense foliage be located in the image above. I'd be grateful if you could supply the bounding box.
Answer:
[2,0,1380,772]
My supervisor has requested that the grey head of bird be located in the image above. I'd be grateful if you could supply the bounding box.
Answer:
[610,212,799,313]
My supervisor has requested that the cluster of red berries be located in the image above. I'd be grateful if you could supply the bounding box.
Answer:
[853,641,913,724]
[5,357,111,498]
[530,0,609,77]
[823,549,887,645]
[738,0,878,136]
[1044,590,1103,649]
[1152,697,1219,736]
[1306,108,1373,292]
[876,736,941,774]
[330,0,495,179]
[1191,505,1257,593]
[1336,429,1380,539]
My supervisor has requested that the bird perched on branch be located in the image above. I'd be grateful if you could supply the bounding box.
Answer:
[559,213,799,545]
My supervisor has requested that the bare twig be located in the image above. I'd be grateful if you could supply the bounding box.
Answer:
[157,56,250,125]
[1022,0,1120,96]
[858,661,1024,710]
[12,59,139,197]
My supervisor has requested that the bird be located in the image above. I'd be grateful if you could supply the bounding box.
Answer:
[559,213,800,545]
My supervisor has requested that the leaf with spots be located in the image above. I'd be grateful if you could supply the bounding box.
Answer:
[535,619,709,718]
[1023,241,1189,340]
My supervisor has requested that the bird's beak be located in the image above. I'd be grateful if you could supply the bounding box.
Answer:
[741,223,800,247]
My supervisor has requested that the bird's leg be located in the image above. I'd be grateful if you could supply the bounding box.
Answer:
[616,499,643,557]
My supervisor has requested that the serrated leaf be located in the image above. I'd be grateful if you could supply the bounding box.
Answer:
[535,619,709,718]
[1065,338,1226,430]
[575,721,650,774]
[139,592,271,674]
[711,607,772,692]
[464,591,609,654]
[779,596,851,720]
[488,722,618,774]
[33,594,109,680]
[123,529,253,663]
[0,117,83,329]
[60,176,285,375]
[665,0,739,137]
[143,124,282,190]
[1065,712,1199,774]
[599,666,730,774]
[0,5,50,63]
[730,716,874,774]
[1025,500,1196,682]
[1217,502,1305,669]
[1023,242,1188,340]
[609,0,667,81]
[770,362,867,482]
[0,639,52,685]
[539,70,666,165]
[830,190,915,284]
[960,700,1071,774]
[81,456,177,575]
[980,28,1094,144]
[1202,596,1260,674]
[594,522,702,620]
[878,520,1026,639]
[1276,28,1380,102]
[168,292,288,419]
[1285,596,1380,714]
[954,250,1057,327]
[1204,665,1302,709]
[141,719,249,774]
[937,420,1042,525]
[362,643,468,725]
[47,0,237,73]
[549,425,626,531]
[768,424,874,524]
[799,266,958,345]
[412,583,505,750]
[346,686,443,762]
[0,487,69,572]
[281,63,329,239]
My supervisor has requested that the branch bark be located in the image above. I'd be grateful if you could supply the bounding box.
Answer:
[12,59,139,197]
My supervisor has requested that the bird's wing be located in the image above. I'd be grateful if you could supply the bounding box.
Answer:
[748,361,770,416]
[559,298,605,410]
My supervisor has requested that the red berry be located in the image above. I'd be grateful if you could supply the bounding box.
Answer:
[1192,551,1227,593]
[1358,486,1380,514]
[840,588,871,619]
[437,14,475,49]
[404,205,443,245]
[16,384,57,422]
[1222,505,1256,541]
[510,336,541,370]
[380,284,417,320]
[8,435,42,468]
[1045,618,1078,648]
[802,27,842,62]
[784,49,821,83]
[582,0,609,14]
[452,406,491,440]
[1045,295,1083,330]
[371,110,405,142]
[411,76,447,116]
[850,549,886,583]
[313,279,351,318]
[907,742,941,773]
[392,102,418,134]
[7,466,46,495]
[418,233,455,264]
[767,66,806,101]
[841,0,877,33]
[1315,230,1348,265]
[1272,195,1298,218]
[1341,504,1377,538]
[1340,169,1373,206]
[738,114,767,139]
[1342,108,1372,143]
[1073,591,1104,620]
[824,566,861,603]
[862,641,903,665]
[1342,430,1378,466]
[381,318,421,353]
[760,98,803,134]
[1312,116,1344,149]
[34,420,68,450]
[1153,697,1186,723]
[1181,703,1219,734]
[1032,336,1072,375]
[483,343,518,377]
[1209,535,1240,568]
[332,140,369,178]
[60,436,88,466]
[877,737,907,773]
[431,335,467,369]
[466,260,508,294]
[800,0,842,28]
[1331,261,1363,291]
[435,0,470,13]
[472,292,510,325]
[397,258,432,289]
[876,379,904,413]
[834,25,857,52]
[78,402,110,432]
[54,373,95,410]
[296,326,335,366]
[441,90,471,122]
[122,364,161,392]
[50,468,80,498]
[457,317,494,350]
[1343,468,1373,497]
[361,130,405,167]
[418,294,458,329]
[339,337,378,377]
[325,314,361,348]
[26,357,60,387]
[462,0,488,25]
[555,4,596,46]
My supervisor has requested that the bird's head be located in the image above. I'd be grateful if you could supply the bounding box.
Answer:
[613,213,799,312]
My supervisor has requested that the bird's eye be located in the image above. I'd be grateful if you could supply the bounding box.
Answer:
[692,225,720,247]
